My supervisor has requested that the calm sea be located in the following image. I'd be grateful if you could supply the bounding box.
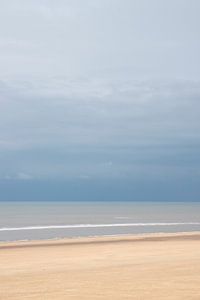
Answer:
[0,201,200,242]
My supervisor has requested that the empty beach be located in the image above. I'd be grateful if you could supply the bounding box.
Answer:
[1,232,200,300]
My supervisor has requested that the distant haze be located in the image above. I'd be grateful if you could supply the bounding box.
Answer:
[0,0,199,201]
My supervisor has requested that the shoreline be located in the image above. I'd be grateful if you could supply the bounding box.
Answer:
[1,230,200,249]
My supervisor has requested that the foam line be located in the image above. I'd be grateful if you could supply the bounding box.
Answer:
[0,222,200,232]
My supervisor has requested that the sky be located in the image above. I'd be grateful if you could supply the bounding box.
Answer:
[0,0,200,201]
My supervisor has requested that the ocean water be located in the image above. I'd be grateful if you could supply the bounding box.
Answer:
[0,201,200,242]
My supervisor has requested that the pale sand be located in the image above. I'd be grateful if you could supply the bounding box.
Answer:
[1,232,200,300]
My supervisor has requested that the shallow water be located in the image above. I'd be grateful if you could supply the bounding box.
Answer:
[0,201,200,241]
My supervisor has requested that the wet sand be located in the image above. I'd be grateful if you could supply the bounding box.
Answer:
[0,232,200,300]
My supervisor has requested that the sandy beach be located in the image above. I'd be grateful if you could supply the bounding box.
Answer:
[0,232,200,300]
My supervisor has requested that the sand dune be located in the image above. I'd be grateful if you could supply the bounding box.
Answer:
[0,232,200,300]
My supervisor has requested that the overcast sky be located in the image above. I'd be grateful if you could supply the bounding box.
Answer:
[0,0,200,201]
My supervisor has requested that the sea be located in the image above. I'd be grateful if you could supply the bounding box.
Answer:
[0,201,200,242]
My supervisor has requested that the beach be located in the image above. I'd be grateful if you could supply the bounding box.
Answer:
[1,232,200,300]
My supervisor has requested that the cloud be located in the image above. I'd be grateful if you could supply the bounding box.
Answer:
[4,172,33,181]
[0,76,199,183]
[0,0,200,78]
[0,1,199,200]
[1,77,200,144]
[17,172,33,180]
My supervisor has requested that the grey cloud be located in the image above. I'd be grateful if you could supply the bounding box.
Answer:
[0,78,200,146]
[0,0,200,78]
[0,1,199,200]
[0,77,199,181]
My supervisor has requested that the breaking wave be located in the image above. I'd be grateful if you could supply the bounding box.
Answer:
[0,222,200,232]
